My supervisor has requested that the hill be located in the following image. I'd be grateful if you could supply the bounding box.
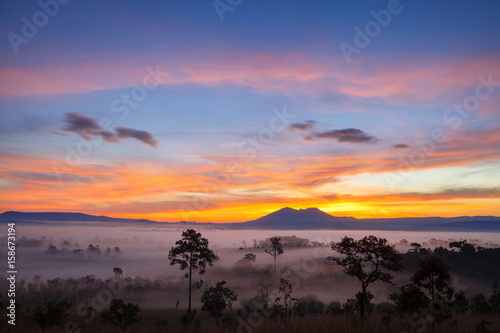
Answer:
[2,209,500,232]
[0,211,161,225]
[239,207,356,230]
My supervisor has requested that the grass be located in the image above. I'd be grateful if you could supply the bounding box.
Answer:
[1,308,499,333]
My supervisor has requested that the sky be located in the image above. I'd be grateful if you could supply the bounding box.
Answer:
[0,0,499,222]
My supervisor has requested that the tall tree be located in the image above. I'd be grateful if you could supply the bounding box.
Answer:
[331,235,404,319]
[168,229,216,312]
[265,237,284,276]
[273,278,298,332]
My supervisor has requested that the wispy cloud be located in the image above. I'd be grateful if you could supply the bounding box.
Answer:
[294,176,341,188]
[288,120,317,132]
[289,121,377,143]
[116,127,158,148]
[62,113,158,147]
[392,143,410,149]
[306,128,377,143]
[1,53,498,108]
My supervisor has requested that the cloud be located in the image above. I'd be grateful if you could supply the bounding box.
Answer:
[440,187,500,199]
[63,113,104,140]
[308,128,377,143]
[116,127,158,147]
[2,52,499,113]
[289,121,377,144]
[288,120,316,132]
[5,171,96,184]
[62,113,158,148]
[392,143,410,149]
[295,176,341,187]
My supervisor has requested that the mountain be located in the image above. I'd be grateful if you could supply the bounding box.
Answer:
[237,208,500,231]
[2,209,500,232]
[348,216,500,231]
[0,211,161,225]
[240,207,356,230]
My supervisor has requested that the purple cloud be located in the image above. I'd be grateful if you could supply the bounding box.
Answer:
[61,113,158,148]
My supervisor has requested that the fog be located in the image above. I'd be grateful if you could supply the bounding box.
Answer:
[2,225,500,309]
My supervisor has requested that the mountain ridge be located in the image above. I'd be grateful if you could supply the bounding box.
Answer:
[2,208,500,231]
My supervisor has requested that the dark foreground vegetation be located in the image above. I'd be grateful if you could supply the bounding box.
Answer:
[1,230,500,332]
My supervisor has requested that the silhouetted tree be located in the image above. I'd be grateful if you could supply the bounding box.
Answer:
[235,253,257,270]
[201,280,238,326]
[453,290,469,314]
[273,278,298,331]
[244,280,273,314]
[100,298,141,332]
[168,229,216,312]
[389,283,429,321]
[47,245,58,255]
[295,295,325,317]
[489,282,500,314]
[113,267,123,278]
[449,240,467,251]
[32,300,71,332]
[243,253,256,261]
[265,237,284,276]
[86,244,100,255]
[471,293,491,314]
[355,290,374,316]
[450,240,476,255]
[411,255,454,302]
[326,301,342,316]
[411,255,454,325]
[331,235,404,319]
[342,299,358,318]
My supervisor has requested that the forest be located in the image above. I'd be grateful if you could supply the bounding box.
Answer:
[1,230,500,333]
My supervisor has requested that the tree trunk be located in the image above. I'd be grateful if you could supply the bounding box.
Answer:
[359,287,366,319]
[188,264,192,312]
[274,254,277,276]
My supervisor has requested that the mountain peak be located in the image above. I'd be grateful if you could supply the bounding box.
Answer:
[302,207,322,212]
[276,207,324,213]
[245,207,357,229]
